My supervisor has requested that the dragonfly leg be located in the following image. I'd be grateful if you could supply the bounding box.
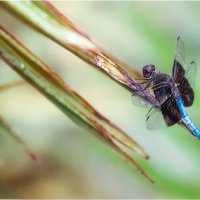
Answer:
[135,79,152,92]
[146,106,154,117]
[139,80,149,84]
[142,80,152,90]
[135,77,150,80]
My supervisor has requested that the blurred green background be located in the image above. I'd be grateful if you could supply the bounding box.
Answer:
[0,1,200,198]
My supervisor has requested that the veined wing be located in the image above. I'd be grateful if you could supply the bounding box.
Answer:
[146,94,182,130]
[132,91,167,130]
[178,61,197,107]
[132,90,153,108]
[132,88,165,130]
[132,80,171,108]
[172,36,197,107]
[186,61,197,90]
[172,36,186,84]
[132,90,182,130]
[145,106,167,130]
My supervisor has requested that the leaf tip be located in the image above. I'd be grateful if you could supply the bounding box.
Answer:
[145,154,150,160]
[29,152,42,166]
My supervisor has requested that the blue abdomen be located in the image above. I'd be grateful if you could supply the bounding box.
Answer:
[177,97,200,139]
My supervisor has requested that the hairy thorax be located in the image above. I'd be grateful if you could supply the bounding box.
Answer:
[152,72,174,105]
[151,72,182,126]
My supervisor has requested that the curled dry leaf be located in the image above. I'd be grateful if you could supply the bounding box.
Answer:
[0,26,153,182]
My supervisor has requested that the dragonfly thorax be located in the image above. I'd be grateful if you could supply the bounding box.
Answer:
[151,72,175,104]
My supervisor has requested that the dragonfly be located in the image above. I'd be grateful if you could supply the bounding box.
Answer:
[132,36,200,139]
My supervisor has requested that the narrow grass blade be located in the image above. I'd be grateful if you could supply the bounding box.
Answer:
[0,116,38,163]
[0,26,153,182]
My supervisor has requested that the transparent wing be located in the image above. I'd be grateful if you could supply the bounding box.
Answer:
[133,91,167,130]
[132,89,167,130]
[175,36,185,67]
[177,61,196,107]
[132,80,172,108]
[185,61,197,90]
[173,36,197,88]
[146,95,182,130]
[172,36,186,84]
[172,37,197,107]
[146,107,167,130]
[132,91,152,108]
[132,86,165,108]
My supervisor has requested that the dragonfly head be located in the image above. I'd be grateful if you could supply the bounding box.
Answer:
[143,64,155,78]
